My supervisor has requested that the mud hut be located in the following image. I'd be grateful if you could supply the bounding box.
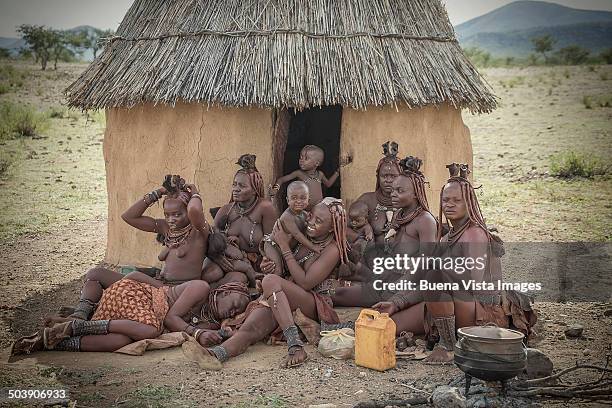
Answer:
[66,0,496,266]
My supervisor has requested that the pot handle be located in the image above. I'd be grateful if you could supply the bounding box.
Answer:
[482,322,499,328]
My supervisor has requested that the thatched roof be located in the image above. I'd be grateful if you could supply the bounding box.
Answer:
[66,0,497,112]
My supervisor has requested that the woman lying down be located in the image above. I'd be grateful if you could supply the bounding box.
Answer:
[11,272,251,354]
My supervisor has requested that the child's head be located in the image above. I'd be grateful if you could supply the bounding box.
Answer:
[286,181,309,212]
[299,145,324,171]
[348,201,369,229]
[207,232,228,258]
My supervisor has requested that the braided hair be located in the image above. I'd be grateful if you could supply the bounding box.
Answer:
[438,163,503,250]
[375,141,401,192]
[398,155,430,212]
[156,174,192,244]
[320,197,349,265]
[232,154,264,201]
[207,281,250,323]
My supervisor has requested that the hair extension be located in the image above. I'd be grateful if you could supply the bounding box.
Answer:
[232,154,265,200]
[208,282,250,322]
[320,198,349,265]
[437,164,502,248]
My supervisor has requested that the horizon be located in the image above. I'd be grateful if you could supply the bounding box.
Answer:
[1,0,612,38]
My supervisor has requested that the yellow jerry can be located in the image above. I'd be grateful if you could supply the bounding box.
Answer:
[354,309,396,371]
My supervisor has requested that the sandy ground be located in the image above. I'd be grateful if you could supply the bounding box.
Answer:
[0,62,610,407]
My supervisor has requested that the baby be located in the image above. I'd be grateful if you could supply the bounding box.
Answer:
[261,181,320,276]
[270,145,351,210]
[346,201,374,244]
[207,231,258,287]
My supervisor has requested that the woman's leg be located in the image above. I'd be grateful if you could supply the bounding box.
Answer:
[46,267,122,325]
[390,302,426,335]
[453,300,476,329]
[209,307,278,361]
[261,274,316,367]
[79,334,133,352]
[332,286,375,307]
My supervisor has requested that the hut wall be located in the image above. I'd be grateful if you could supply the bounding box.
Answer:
[104,102,273,266]
[340,104,472,212]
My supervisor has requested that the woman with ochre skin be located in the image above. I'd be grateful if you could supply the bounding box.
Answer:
[332,155,436,307]
[49,176,211,323]
[12,273,251,354]
[373,164,536,364]
[202,154,278,288]
[203,199,348,368]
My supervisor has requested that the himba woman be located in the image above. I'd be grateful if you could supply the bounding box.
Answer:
[12,272,251,354]
[332,155,437,308]
[53,175,214,322]
[201,198,348,368]
[202,154,278,288]
[373,163,537,364]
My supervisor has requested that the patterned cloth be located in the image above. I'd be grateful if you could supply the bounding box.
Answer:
[91,278,169,331]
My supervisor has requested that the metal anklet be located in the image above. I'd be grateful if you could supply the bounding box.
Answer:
[54,336,81,352]
[283,325,304,350]
[208,345,229,362]
[72,299,96,320]
[71,319,110,336]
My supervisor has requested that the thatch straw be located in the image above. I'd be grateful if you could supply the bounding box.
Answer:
[66,0,497,113]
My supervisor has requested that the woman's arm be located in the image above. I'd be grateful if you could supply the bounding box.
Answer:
[417,213,438,256]
[164,281,210,333]
[121,187,167,233]
[273,223,339,290]
[280,216,320,253]
[185,184,210,240]
[260,200,279,235]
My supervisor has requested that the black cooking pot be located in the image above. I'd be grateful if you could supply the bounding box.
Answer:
[454,325,526,382]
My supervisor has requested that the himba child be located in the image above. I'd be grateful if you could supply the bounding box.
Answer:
[207,232,258,288]
[260,181,320,276]
[269,144,351,210]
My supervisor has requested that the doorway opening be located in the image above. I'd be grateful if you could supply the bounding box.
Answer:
[278,105,343,211]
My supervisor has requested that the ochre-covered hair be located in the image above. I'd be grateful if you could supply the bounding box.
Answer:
[232,154,264,200]
[398,155,430,212]
[208,281,250,322]
[375,141,401,192]
[438,163,499,245]
[320,197,349,265]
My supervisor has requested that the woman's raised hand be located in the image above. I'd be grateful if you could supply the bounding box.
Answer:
[185,183,200,195]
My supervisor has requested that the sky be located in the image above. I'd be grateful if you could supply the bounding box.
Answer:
[1,0,612,37]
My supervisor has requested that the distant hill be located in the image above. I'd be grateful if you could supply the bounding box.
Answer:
[455,1,612,57]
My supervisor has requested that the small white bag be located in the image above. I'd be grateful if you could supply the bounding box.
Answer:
[317,328,355,360]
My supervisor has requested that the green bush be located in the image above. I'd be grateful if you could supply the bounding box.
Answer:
[550,151,609,179]
[0,83,8,94]
[0,101,48,140]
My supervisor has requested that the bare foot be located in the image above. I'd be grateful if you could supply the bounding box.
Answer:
[58,306,76,317]
[423,346,454,364]
[284,346,308,368]
[11,332,44,356]
[43,321,73,349]
[294,308,321,346]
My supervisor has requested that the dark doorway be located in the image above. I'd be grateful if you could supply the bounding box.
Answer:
[279,105,343,211]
